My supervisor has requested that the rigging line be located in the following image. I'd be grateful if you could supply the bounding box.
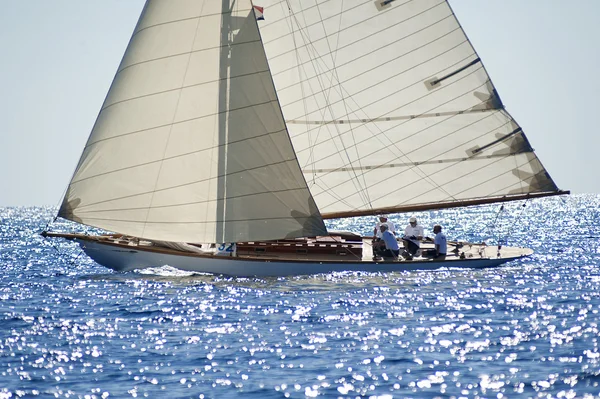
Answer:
[296,65,487,166]
[290,54,480,200]
[289,44,473,141]
[368,154,535,215]
[503,200,529,247]
[304,70,491,203]
[72,128,288,185]
[284,0,315,183]
[277,22,459,95]
[312,180,357,212]
[263,0,429,56]
[314,105,509,211]
[282,11,462,206]
[259,0,343,30]
[488,204,505,242]
[271,10,454,79]
[140,1,208,240]
[316,107,508,211]
[41,234,88,268]
[279,28,465,109]
[73,157,300,211]
[315,0,374,210]
[285,4,372,207]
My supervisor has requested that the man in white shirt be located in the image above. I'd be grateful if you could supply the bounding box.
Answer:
[374,215,395,238]
[402,216,424,260]
[374,224,399,259]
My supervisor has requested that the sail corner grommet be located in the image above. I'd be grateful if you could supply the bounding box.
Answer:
[374,0,393,11]
[425,77,441,91]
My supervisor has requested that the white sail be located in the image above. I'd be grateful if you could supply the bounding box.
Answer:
[59,0,327,243]
[257,0,561,217]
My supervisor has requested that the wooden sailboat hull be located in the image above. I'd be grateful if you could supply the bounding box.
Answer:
[76,238,532,277]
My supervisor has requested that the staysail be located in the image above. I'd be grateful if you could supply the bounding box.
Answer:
[257,0,566,218]
[59,0,327,243]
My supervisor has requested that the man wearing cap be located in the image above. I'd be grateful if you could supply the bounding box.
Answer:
[374,224,400,260]
[373,215,396,239]
[402,216,424,260]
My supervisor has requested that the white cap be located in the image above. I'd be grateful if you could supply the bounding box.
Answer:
[378,214,388,219]
[409,216,417,223]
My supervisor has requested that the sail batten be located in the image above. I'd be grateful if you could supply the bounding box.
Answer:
[258,0,564,216]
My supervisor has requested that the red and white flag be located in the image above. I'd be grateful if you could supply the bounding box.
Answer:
[253,5,264,20]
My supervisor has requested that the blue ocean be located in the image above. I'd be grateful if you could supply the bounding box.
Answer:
[1,195,599,398]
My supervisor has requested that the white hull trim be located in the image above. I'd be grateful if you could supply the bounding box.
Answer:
[79,240,531,277]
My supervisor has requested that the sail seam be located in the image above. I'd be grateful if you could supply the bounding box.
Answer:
[440,156,542,199]
[321,137,514,214]
[263,0,433,55]
[296,65,485,169]
[288,1,374,210]
[71,158,300,211]
[66,187,313,214]
[101,67,270,111]
[271,6,453,78]
[85,99,279,148]
[73,129,288,184]
[139,0,208,240]
[117,39,263,75]
[315,100,504,211]
[85,126,285,154]
[131,8,252,37]
[344,120,533,212]
[283,38,470,122]
[293,59,485,206]
[293,54,478,153]
[274,21,460,96]
[86,103,281,149]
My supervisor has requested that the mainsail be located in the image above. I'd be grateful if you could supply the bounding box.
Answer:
[59,0,327,243]
[257,0,566,218]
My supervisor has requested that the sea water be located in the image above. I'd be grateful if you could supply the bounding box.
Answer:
[1,195,599,398]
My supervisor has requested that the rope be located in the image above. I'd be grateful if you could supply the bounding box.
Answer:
[490,199,529,256]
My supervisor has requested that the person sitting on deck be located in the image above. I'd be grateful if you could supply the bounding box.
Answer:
[374,224,399,260]
[373,214,396,239]
[402,216,424,260]
[424,224,447,259]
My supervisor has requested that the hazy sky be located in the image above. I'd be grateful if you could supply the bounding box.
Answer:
[1,1,598,206]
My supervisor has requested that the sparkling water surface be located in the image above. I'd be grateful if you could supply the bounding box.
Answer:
[1,195,600,398]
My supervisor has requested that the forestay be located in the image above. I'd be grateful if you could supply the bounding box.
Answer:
[59,0,327,243]
[258,0,563,218]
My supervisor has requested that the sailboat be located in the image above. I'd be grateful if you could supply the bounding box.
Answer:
[44,0,568,277]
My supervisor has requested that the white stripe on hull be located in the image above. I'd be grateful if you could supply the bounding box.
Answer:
[79,240,529,277]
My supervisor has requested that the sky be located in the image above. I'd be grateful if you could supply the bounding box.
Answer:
[0,0,598,207]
